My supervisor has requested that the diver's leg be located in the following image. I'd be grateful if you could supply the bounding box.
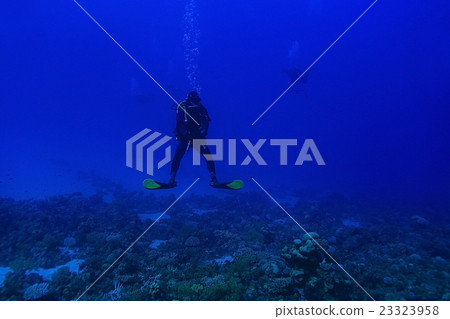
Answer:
[200,145,218,185]
[169,141,188,184]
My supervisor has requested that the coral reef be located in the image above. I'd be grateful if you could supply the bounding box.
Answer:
[0,191,448,300]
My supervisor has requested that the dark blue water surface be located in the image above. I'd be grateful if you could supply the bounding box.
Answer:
[0,0,449,300]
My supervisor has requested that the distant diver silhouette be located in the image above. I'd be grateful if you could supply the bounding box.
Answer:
[281,67,309,94]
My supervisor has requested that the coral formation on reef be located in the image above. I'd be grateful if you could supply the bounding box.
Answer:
[23,282,49,300]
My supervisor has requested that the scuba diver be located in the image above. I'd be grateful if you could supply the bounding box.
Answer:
[169,91,217,186]
[282,67,309,94]
[142,91,243,191]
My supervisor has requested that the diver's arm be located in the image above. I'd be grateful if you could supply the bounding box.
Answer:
[199,106,210,135]
[174,104,188,139]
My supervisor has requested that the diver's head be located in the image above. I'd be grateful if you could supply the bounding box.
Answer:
[187,91,200,103]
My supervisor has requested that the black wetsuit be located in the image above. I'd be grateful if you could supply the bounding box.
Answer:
[170,100,215,178]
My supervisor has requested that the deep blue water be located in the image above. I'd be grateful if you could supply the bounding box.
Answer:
[0,0,449,301]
